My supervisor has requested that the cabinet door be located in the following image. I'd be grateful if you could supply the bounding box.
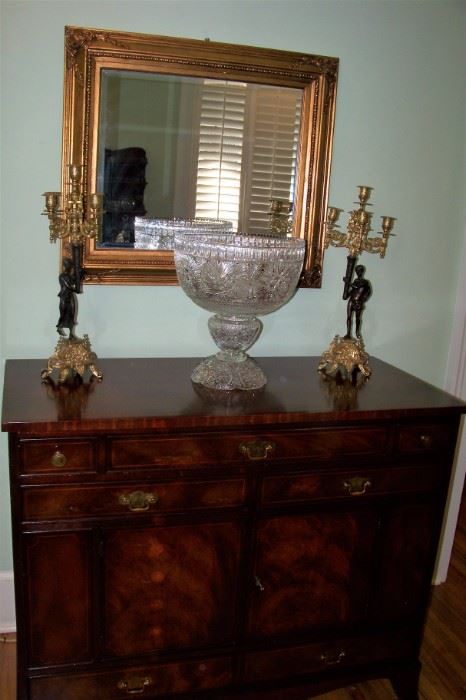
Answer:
[24,531,93,666]
[373,501,438,621]
[103,520,242,657]
[248,509,378,638]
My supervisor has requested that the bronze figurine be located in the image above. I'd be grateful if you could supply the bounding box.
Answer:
[344,263,372,340]
[56,257,78,339]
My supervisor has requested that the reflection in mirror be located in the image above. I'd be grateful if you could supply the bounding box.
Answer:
[97,71,302,248]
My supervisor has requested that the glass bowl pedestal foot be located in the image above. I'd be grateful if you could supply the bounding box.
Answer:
[191,314,265,391]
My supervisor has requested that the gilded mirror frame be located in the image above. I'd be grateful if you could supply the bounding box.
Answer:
[62,26,338,286]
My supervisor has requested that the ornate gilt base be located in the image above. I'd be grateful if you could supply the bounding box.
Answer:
[318,335,371,381]
[41,334,103,384]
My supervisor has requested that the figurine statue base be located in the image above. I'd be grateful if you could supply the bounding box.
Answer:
[41,334,103,384]
[318,335,371,381]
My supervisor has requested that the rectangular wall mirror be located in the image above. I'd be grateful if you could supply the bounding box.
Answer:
[62,27,339,286]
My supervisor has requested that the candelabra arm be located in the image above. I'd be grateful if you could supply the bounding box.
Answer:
[325,227,349,250]
[361,235,388,258]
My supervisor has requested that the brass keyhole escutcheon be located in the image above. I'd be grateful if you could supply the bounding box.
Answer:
[343,476,371,496]
[51,450,67,468]
[117,675,152,694]
[119,491,159,512]
[239,439,275,461]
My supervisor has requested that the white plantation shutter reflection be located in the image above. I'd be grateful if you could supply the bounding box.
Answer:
[195,81,247,230]
[195,81,301,233]
[241,87,301,235]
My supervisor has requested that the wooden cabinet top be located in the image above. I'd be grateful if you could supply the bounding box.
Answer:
[2,356,465,435]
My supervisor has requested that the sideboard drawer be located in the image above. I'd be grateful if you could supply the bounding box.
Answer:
[398,423,453,454]
[243,629,416,683]
[109,426,389,470]
[29,656,233,700]
[23,479,246,520]
[19,439,96,474]
[261,464,440,505]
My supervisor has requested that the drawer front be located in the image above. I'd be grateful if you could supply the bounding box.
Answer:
[398,422,454,454]
[243,630,416,683]
[261,464,440,505]
[23,479,246,520]
[109,426,389,469]
[30,656,232,700]
[19,439,96,474]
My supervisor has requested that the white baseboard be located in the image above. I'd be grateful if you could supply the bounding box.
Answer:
[0,571,16,633]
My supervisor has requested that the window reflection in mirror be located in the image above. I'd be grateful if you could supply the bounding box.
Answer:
[97,70,302,248]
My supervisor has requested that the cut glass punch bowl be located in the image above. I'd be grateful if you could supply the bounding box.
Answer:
[174,232,305,390]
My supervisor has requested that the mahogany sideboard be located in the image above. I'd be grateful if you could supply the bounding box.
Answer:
[2,356,465,700]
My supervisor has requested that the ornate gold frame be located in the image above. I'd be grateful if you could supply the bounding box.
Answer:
[62,26,339,286]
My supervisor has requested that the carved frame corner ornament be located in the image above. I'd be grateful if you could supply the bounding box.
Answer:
[64,27,127,82]
[61,26,339,287]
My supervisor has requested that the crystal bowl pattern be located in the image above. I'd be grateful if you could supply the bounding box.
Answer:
[174,232,305,390]
[134,217,232,250]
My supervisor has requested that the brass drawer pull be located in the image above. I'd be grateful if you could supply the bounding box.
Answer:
[119,491,159,512]
[239,439,275,461]
[117,675,152,694]
[51,450,67,468]
[320,650,346,666]
[343,476,371,496]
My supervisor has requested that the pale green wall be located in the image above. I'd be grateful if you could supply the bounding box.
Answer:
[1,0,465,570]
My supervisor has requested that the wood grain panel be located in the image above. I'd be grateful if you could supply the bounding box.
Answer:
[29,656,232,700]
[398,422,454,454]
[23,479,245,520]
[248,509,378,637]
[19,438,96,473]
[104,521,241,655]
[243,629,416,682]
[261,464,439,505]
[3,477,466,700]
[3,357,464,434]
[25,532,91,665]
[109,426,388,470]
[374,502,437,622]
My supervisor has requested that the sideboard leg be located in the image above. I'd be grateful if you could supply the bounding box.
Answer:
[390,661,421,699]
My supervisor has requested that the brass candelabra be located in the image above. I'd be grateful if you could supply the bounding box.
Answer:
[268,198,293,236]
[325,185,395,297]
[325,185,395,255]
[43,164,103,292]
[41,164,103,383]
[319,186,396,380]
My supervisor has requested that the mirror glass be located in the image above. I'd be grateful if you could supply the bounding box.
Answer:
[62,27,338,285]
[97,70,302,247]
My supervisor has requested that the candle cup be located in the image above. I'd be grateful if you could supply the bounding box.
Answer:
[357,185,373,206]
[327,207,342,225]
[43,192,61,213]
[89,193,103,210]
[68,164,83,183]
[381,216,396,235]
